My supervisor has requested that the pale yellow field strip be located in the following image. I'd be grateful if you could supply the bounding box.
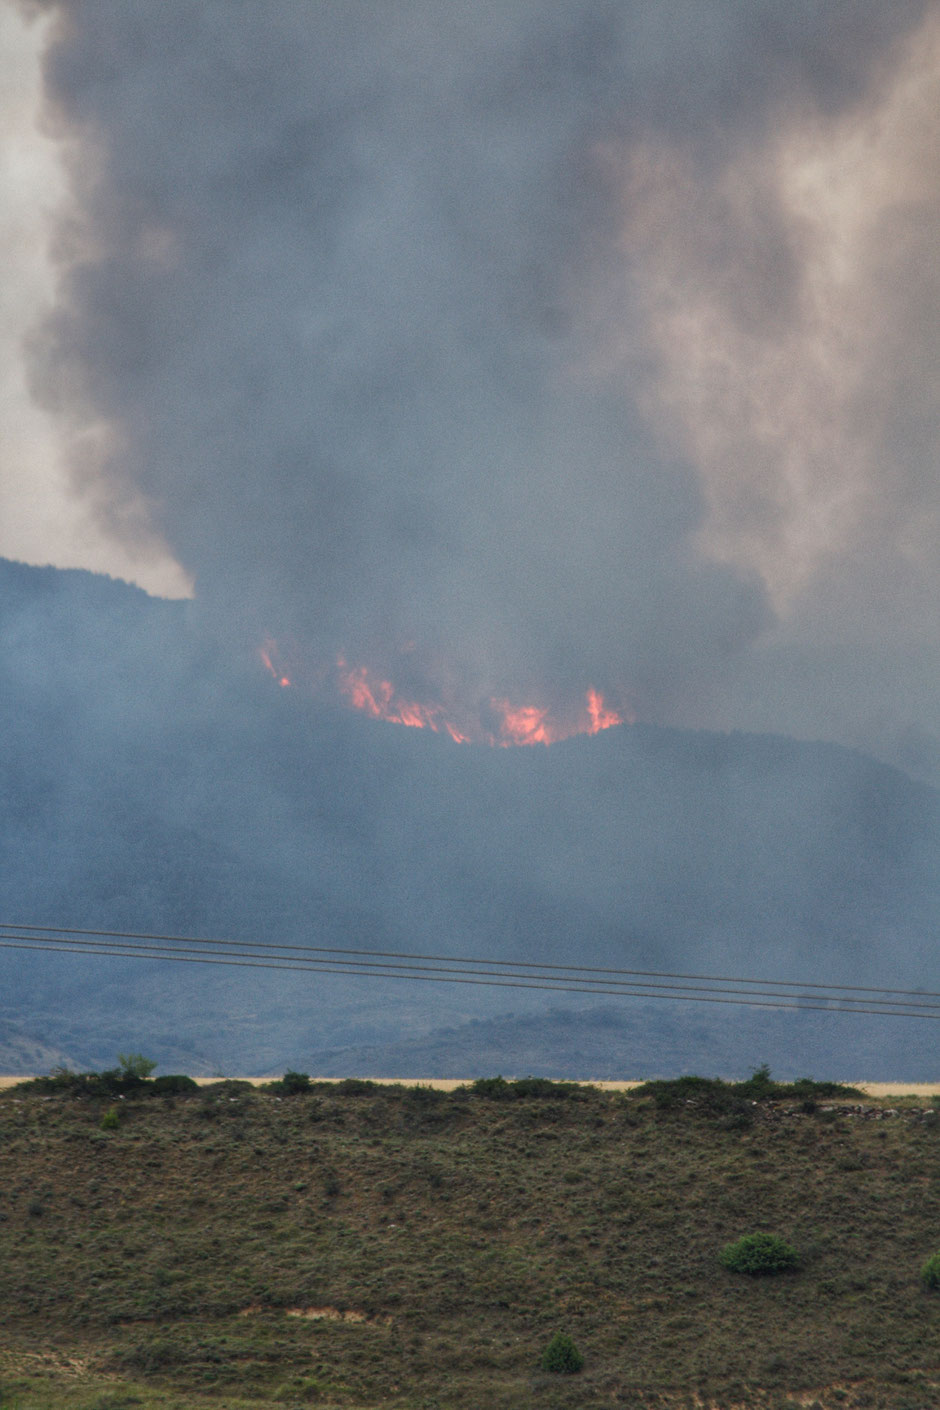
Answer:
[1,1075,938,1094]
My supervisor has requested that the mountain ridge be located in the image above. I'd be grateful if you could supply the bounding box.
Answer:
[2,558,938,1075]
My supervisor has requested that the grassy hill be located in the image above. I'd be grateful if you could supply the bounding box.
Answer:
[2,1072,940,1409]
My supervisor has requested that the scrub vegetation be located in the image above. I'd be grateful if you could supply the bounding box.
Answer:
[718,1232,800,1276]
[2,1068,940,1409]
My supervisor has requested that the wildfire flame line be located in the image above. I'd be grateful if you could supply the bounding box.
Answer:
[261,645,628,746]
[260,643,291,689]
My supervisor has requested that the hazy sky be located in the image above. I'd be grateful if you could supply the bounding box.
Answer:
[4,0,940,776]
[0,2,192,594]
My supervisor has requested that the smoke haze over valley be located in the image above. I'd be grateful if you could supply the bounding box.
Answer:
[1,560,939,1076]
[2,2,940,1074]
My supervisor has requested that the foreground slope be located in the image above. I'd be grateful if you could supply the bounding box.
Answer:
[2,1075,940,1409]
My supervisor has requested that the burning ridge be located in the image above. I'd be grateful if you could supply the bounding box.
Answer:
[260,642,628,747]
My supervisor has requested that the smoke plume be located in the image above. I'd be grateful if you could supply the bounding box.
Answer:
[16,0,937,764]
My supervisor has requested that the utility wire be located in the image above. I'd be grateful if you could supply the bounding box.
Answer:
[0,938,932,1015]
[0,930,938,1011]
[0,929,937,1019]
[0,920,935,1000]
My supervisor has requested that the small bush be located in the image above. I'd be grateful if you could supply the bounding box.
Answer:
[152,1074,199,1095]
[472,1075,580,1101]
[28,1055,169,1100]
[472,1076,511,1099]
[281,1070,312,1094]
[719,1232,799,1276]
[719,1106,755,1131]
[200,1078,253,1097]
[637,1075,752,1124]
[117,1053,157,1081]
[406,1083,445,1105]
[513,1076,580,1100]
[540,1332,584,1374]
[921,1252,940,1288]
[25,1067,122,1098]
[100,1107,121,1131]
[737,1064,776,1099]
[635,1070,864,1112]
[786,1077,864,1101]
[23,1065,83,1094]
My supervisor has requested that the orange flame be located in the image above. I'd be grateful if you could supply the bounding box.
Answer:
[260,642,291,688]
[586,685,620,733]
[490,700,554,746]
[335,659,462,736]
[260,644,629,746]
[490,690,625,746]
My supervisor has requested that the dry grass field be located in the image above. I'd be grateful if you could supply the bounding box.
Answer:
[2,1070,940,1409]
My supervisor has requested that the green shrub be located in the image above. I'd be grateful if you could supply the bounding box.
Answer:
[634,1070,864,1118]
[281,1070,311,1094]
[785,1077,864,1100]
[921,1252,940,1288]
[737,1064,776,1099]
[406,1083,444,1104]
[29,1055,163,1100]
[100,1107,121,1131]
[540,1332,584,1374]
[637,1075,752,1124]
[200,1079,253,1096]
[26,1067,120,1098]
[117,1053,156,1081]
[151,1074,199,1095]
[23,1065,82,1094]
[335,1078,376,1096]
[95,1069,133,1097]
[472,1076,511,1099]
[512,1076,580,1100]
[472,1075,580,1101]
[637,1065,862,1111]
[719,1232,799,1276]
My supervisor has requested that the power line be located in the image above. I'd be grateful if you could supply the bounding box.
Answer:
[0,931,938,1012]
[0,925,936,1019]
[1,920,935,999]
[0,939,931,1015]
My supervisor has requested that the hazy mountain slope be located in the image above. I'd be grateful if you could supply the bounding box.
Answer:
[1,558,938,1073]
[0,1021,72,1075]
[294,1004,940,1084]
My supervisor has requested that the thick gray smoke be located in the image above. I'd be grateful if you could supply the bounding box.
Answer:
[21,0,939,751]
[6,1,940,1075]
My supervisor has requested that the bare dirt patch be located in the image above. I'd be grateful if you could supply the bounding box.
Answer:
[287,1306,368,1322]
[239,1303,389,1325]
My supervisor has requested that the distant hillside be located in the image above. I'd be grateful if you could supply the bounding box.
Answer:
[0,1021,72,1076]
[289,1003,940,1084]
[2,557,939,1074]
